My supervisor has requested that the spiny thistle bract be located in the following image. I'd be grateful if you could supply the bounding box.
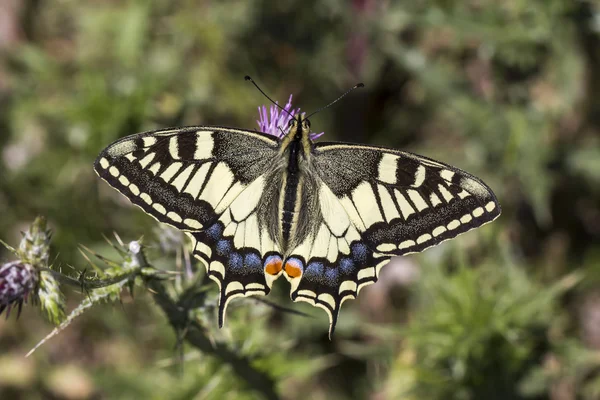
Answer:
[0,216,66,322]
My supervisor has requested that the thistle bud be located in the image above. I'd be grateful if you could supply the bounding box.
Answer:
[18,216,51,267]
[0,261,38,318]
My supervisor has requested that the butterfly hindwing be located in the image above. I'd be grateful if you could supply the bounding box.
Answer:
[312,142,501,255]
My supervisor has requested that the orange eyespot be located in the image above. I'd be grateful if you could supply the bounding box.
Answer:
[284,259,304,278]
[264,257,283,276]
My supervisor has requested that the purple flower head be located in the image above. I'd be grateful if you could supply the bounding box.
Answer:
[257,95,324,140]
[0,261,38,318]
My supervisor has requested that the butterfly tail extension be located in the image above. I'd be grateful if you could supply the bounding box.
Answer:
[187,221,278,327]
[283,219,391,337]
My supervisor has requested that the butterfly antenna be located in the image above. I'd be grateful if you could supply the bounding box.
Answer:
[245,75,294,118]
[305,83,364,120]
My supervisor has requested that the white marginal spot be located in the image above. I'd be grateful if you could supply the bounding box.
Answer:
[438,184,454,202]
[473,207,484,217]
[352,181,384,227]
[398,240,415,250]
[194,131,214,160]
[412,165,426,187]
[109,166,119,177]
[317,293,336,309]
[485,201,496,212]
[394,190,415,220]
[357,268,375,280]
[140,193,152,204]
[160,162,183,183]
[99,158,109,169]
[209,260,225,277]
[225,282,244,295]
[407,189,428,212]
[172,164,195,192]
[139,153,155,168]
[416,233,432,244]
[378,153,399,184]
[376,243,396,252]
[185,218,203,230]
[298,290,317,298]
[460,214,473,224]
[339,280,357,294]
[447,220,460,230]
[377,185,400,222]
[169,136,180,159]
[319,183,350,237]
[184,162,211,199]
[153,203,166,214]
[143,137,157,147]
[440,169,455,181]
[246,283,265,291]
[199,162,234,207]
[149,162,161,175]
[118,176,130,186]
[167,212,182,223]
[430,193,442,207]
[433,226,447,237]
[228,176,264,220]
[196,241,212,258]
[125,153,136,162]
[129,184,140,196]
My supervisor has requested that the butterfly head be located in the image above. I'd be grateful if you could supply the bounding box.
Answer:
[280,114,313,158]
[287,114,311,140]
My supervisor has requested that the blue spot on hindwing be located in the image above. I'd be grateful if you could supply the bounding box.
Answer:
[351,242,369,264]
[244,253,262,273]
[325,268,338,285]
[340,258,355,274]
[305,261,324,279]
[216,239,231,256]
[206,223,223,240]
[228,252,243,270]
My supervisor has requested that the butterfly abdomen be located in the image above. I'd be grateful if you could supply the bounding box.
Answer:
[279,170,303,248]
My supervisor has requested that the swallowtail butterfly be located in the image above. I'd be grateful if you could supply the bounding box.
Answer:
[94,82,500,336]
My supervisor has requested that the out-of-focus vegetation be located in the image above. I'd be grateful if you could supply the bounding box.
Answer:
[1,0,599,399]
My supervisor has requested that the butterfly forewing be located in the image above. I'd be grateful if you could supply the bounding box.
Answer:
[312,142,501,255]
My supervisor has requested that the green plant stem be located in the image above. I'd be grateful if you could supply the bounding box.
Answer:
[144,275,280,400]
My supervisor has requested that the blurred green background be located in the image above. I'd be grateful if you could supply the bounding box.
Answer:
[1,0,600,399]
